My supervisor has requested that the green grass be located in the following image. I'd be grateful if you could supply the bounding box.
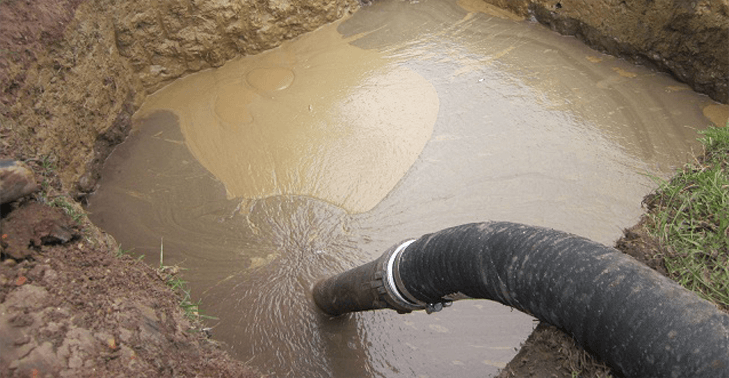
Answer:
[48,196,86,224]
[115,238,215,327]
[161,269,219,324]
[645,126,729,310]
[30,154,82,223]
[166,274,219,322]
[39,154,57,172]
[27,154,56,194]
[115,245,139,258]
[157,238,218,326]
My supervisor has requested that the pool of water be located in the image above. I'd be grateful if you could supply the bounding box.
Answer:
[87,0,726,377]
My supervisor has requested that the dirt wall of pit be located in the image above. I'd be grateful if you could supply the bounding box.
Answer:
[0,0,358,197]
[484,0,729,104]
[0,1,727,376]
[0,0,727,210]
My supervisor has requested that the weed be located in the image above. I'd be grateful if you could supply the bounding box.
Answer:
[40,154,57,172]
[28,154,60,197]
[645,125,729,310]
[116,245,133,258]
[156,238,219,325]
[48,196,85,224]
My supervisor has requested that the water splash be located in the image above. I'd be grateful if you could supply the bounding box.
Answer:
[201,196,367,377]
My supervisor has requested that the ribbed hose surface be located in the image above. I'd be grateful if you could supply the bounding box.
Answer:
[397,222,729,378]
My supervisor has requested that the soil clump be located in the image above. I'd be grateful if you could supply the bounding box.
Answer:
[0,200,260,377]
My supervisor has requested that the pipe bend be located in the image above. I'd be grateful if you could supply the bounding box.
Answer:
[314,221,729,378]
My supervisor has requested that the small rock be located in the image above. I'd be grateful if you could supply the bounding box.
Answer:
[76,171,97,194]
[0,160,38,205]
[14,334,31,346]
[119,328,133,343]
[35,220,75,245]
[14,341,59,375]
[5,284,49,311]
[1,202,80,260]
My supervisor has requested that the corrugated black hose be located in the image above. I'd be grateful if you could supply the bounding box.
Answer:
[312,222,729,378]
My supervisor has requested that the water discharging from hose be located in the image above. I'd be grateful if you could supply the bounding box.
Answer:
[87,0,727,376]
[314,222,729,378]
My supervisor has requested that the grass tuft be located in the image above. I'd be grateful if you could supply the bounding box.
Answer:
[644,126,729,310]
[156,238,219,326]
[48,196,86,224]
[115,245,134,258]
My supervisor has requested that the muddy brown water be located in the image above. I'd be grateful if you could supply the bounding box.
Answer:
[87,0,728,377]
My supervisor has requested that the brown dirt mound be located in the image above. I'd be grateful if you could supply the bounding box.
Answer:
[498,322,612,378]
[0,0,85,110]
[0,201,260,378]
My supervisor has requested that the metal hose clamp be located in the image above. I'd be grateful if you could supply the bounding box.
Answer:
[374,239,424,313]
[390,240,453,314]
[375,239,452,314]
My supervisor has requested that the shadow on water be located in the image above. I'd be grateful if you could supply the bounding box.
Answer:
[87,0,726,376]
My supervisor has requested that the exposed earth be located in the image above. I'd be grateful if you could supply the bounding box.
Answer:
[0,201,260,378]
[1,0,727,377]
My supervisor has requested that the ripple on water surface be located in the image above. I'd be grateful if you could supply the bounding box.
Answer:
[87,0,726,377]
[136,19,439,214]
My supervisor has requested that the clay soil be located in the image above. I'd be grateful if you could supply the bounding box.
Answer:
[0,1,259,377]
[0,0,722,377]
[0,202,260,378]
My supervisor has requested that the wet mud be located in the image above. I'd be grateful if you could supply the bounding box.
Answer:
[135,21,439,213]
[87,0,728,377]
